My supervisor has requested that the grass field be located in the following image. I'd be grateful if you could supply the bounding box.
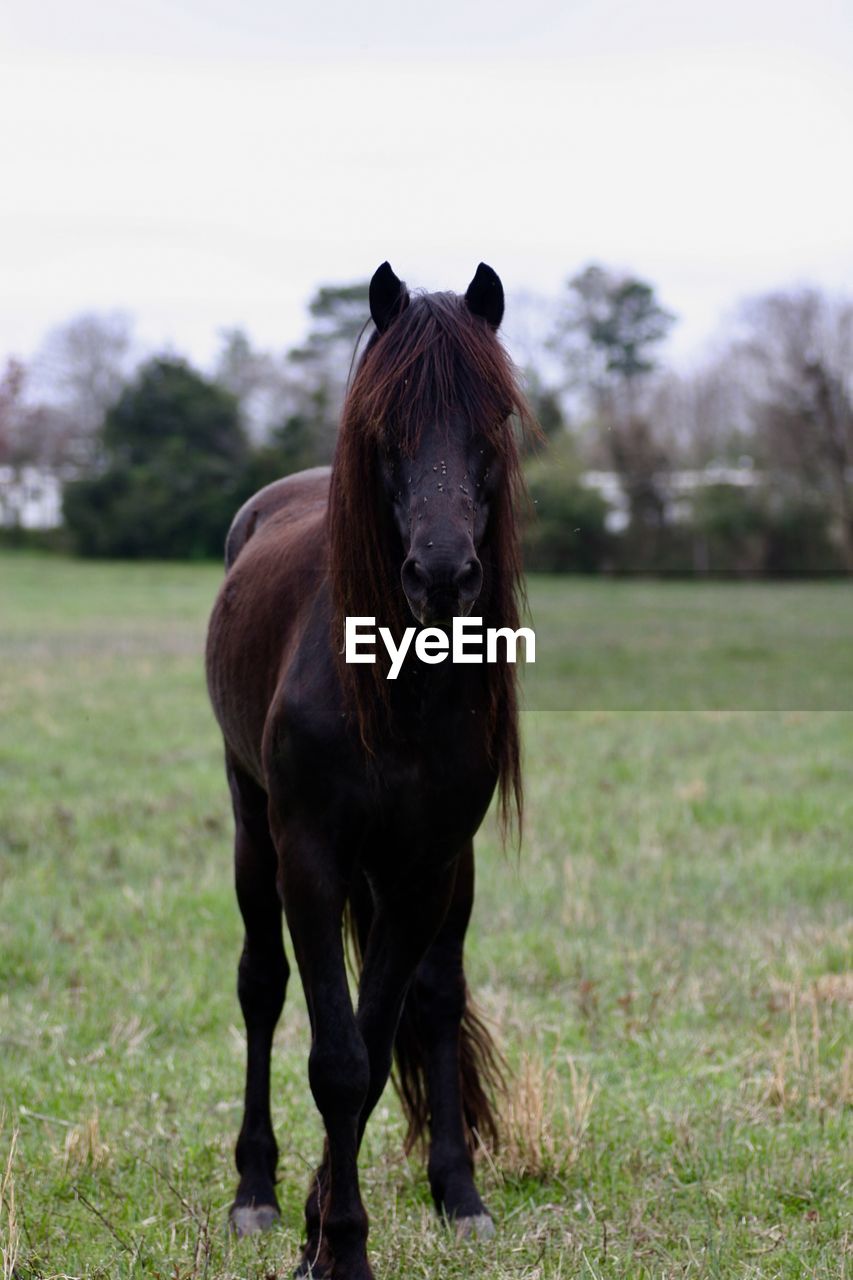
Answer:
[1,552,851,1279]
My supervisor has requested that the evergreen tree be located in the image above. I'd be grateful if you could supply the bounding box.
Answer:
[64,357,251,558]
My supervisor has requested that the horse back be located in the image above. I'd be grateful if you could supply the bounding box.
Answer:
[224,467,331,569]
[207,467,331,784]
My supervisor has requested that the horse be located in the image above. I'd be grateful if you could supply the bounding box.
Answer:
[205,261,535,1280]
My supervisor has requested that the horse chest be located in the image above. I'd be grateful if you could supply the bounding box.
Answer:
[370,725,496,851]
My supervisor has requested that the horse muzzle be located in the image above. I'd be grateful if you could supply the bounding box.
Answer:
[401,555,483,626]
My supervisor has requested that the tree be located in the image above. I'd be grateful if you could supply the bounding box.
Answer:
[285,281,372,463]
[549,265,677,546]
[735,288,853,569]
[0,357,78,471]
[523,435,610,572]
[63,357,251,558]
[211,284,374,471]
[213,328,285,442]
[646,360,754,468]
[551,264,675,415]
[522,367,567,448]
[301,281,373,352]
[34,312,136,464]
[0,358,28,466]
[214,328,271,407]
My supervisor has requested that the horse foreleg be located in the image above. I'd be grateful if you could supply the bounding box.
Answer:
[294,864,458,1276]
[408,841,497,1238]
[276,820,372,1280]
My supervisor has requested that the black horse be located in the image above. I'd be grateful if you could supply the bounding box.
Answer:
[206,262,535,1279]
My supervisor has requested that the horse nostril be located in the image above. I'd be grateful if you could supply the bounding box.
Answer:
[401,557,429,601]
[454,557,483,603]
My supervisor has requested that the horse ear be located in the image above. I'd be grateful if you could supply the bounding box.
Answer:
[369,262,409,334]
[465,262,504,330]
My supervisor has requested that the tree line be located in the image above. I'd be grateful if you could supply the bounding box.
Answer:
[1,267,851,572]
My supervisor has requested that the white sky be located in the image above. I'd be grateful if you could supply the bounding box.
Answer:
[2,0,852,376]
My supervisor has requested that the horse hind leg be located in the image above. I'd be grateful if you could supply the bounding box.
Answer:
[227,761,289,1237]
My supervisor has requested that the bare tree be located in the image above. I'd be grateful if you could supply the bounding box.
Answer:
[213,328,287,441]
[0,357,77,526]
[33,311,136,464]
[735,288,853,568]
[0,358,26,465]
[648,358,754,468]
[0,357,75,469]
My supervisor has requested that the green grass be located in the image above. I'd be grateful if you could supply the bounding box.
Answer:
[526,576,853,710]
[1,552,851,1279]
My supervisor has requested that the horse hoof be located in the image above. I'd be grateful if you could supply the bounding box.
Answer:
[456,1213,495,1241]
[230,1203,280,1237]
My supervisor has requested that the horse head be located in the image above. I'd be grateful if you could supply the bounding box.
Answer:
[365,261,511,626]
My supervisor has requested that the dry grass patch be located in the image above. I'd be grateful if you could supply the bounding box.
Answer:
[1,1119,19,1280]
[768,972,853,1011]
[62,1109,112,1176]
[756,990,852,1114]
[500,1053,595,1181]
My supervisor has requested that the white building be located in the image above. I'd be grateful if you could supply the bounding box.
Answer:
[0,466,63,529]
[581,461,758,531]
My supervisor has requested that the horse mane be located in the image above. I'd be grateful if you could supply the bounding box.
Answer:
[327,290,538,836]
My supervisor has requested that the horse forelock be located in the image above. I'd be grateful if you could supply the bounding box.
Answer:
[344,292,524,451]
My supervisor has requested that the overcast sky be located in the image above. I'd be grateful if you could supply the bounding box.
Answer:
[2,0,851,377]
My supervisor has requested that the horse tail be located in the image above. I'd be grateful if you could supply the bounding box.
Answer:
[393,984,505,1155]
[343,874,505,1155]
